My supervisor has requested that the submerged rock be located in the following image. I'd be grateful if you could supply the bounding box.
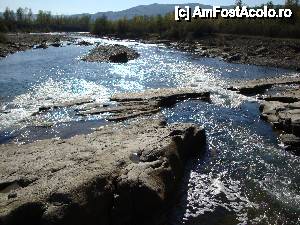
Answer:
[0,119,206,225]
[82,44,139,63]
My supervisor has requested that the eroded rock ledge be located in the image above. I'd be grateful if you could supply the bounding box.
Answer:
[0,119,206,225]
[228,76,300,155]
[77,88,210,121]
[228,76,300,95]
[82,44,139,63]
[260,95,300,155]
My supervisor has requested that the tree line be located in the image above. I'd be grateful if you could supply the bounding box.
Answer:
[0,1,300,40]
[0,7,91,32]
[91,1,300,39]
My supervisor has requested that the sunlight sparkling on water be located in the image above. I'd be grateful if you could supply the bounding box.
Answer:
[0,36,299,224]
[164,99,300,225]
[0,77,109,130]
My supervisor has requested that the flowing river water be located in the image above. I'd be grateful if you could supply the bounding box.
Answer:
[0,34,299,224]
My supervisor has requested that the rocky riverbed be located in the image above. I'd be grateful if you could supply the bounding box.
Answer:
[0,33,74,58]
[228,76,300,155]
[1,33,300,224]
[144,34,300,71]
[0,118,206,225]
[2,33,300,70]
[0,87,210,224]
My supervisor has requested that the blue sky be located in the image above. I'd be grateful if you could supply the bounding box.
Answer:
[0,0,285,15]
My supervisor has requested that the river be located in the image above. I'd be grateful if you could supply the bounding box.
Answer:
[0,34,299,224]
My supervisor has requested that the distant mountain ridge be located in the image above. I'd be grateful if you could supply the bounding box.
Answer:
[0,3,235,21]
[90,3,209,20]
[74,3,234,21]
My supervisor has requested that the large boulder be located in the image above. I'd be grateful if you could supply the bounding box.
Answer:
[77,40,93,46]
[82,44,139,63]
[50,42,62,48]
[35,41,48,49]
[0,119,206,225]
[109,52,129,63]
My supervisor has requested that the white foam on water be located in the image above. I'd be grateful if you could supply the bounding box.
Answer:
[0,78,110,130]
[181,170,256,224]
[176,61,256,109]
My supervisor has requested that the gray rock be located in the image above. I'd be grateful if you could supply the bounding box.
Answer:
[0,119,206,225]
[280,134,300,155]
[0,33,74,58]
[77,40,93,46]
[109,52,129,63]
[230,76,300,154]
[227,53,241,62]
[50,42,62,47]
[78,88,210,121]
[82,44,139,63]
[228,76,300,95]
[223,46,231,52]
[256,46,267,54]
[35,41,48,49]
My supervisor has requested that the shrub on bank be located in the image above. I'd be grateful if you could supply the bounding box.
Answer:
[0,33,7,43]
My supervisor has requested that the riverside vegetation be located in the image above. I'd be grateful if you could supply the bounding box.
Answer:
[90,2,300,39]
[1,1,300,70]
[0,1,300,39]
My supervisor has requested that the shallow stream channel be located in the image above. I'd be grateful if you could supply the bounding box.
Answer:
[0,34,299,224]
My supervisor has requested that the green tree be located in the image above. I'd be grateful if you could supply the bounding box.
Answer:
[3,7,15,21]
[93,15,109,35]
[16,7,24,22]
[235,0,243,7]
[27,9,33,22]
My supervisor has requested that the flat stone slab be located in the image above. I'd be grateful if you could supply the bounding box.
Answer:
[78,88,210,121]
[260,100,300,136]
[264,88,300,102]
[228,76,300,95]
[0,119,206,225]
[229,76,300,155]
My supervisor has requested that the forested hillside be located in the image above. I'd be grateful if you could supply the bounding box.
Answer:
[0,1,299,40]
